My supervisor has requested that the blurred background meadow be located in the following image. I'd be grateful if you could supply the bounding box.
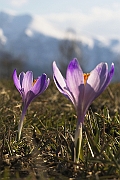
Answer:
[0,0,120,179]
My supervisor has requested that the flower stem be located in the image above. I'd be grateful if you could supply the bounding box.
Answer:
[74,122,82,163]
[17,106,27,141]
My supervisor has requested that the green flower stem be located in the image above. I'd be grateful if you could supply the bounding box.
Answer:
[74,122,82,163]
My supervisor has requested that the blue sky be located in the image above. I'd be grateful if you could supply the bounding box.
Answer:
[0,0,120,38]
[0,0,118,15]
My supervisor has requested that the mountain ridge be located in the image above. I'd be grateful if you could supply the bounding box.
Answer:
[0,11,119,80]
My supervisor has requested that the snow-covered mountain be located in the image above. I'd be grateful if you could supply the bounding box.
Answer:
[0,11,120,80]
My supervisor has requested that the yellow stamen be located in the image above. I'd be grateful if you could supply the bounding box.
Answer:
[84,73,90,84]
[33,79,37,86]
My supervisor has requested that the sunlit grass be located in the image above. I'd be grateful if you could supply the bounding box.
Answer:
[0,80,120,179]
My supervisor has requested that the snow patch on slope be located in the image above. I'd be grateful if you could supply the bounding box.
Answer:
[0,28,7,45]
[29,15,64,39]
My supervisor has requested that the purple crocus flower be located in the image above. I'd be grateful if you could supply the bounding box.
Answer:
[53,58,114,162]
[13,69,50,140]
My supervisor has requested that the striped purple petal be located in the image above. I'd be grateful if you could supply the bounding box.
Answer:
[83,62,114,115]
[22,71,33,96]
[12,69,21,92]
[66,58,84,108]
[53,61,75,105]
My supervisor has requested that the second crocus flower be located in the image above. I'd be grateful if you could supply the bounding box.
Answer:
[13,70,50,140]
[53,58,114,163]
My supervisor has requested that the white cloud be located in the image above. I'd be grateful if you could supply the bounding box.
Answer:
[2,8,17,15]
[10,0,28,7]
[91,6,120,21]
[44,12,93,33]
[43,5,120,38]
[112,2,120,9]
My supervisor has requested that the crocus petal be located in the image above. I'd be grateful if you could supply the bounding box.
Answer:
[82,63,107,112]
[53,61,75,104]
[83,63,114,114]
[35,73,50,94]
[12,69,21,92]
[23,74,50,109]
[99,63,114,94]
[53,61,67,93]
[24,91,36,109]
[19,72,25,87]
[31,73,50,95]
[66,58,84,108]
[22,71,33,96]
[38,74,50,93]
